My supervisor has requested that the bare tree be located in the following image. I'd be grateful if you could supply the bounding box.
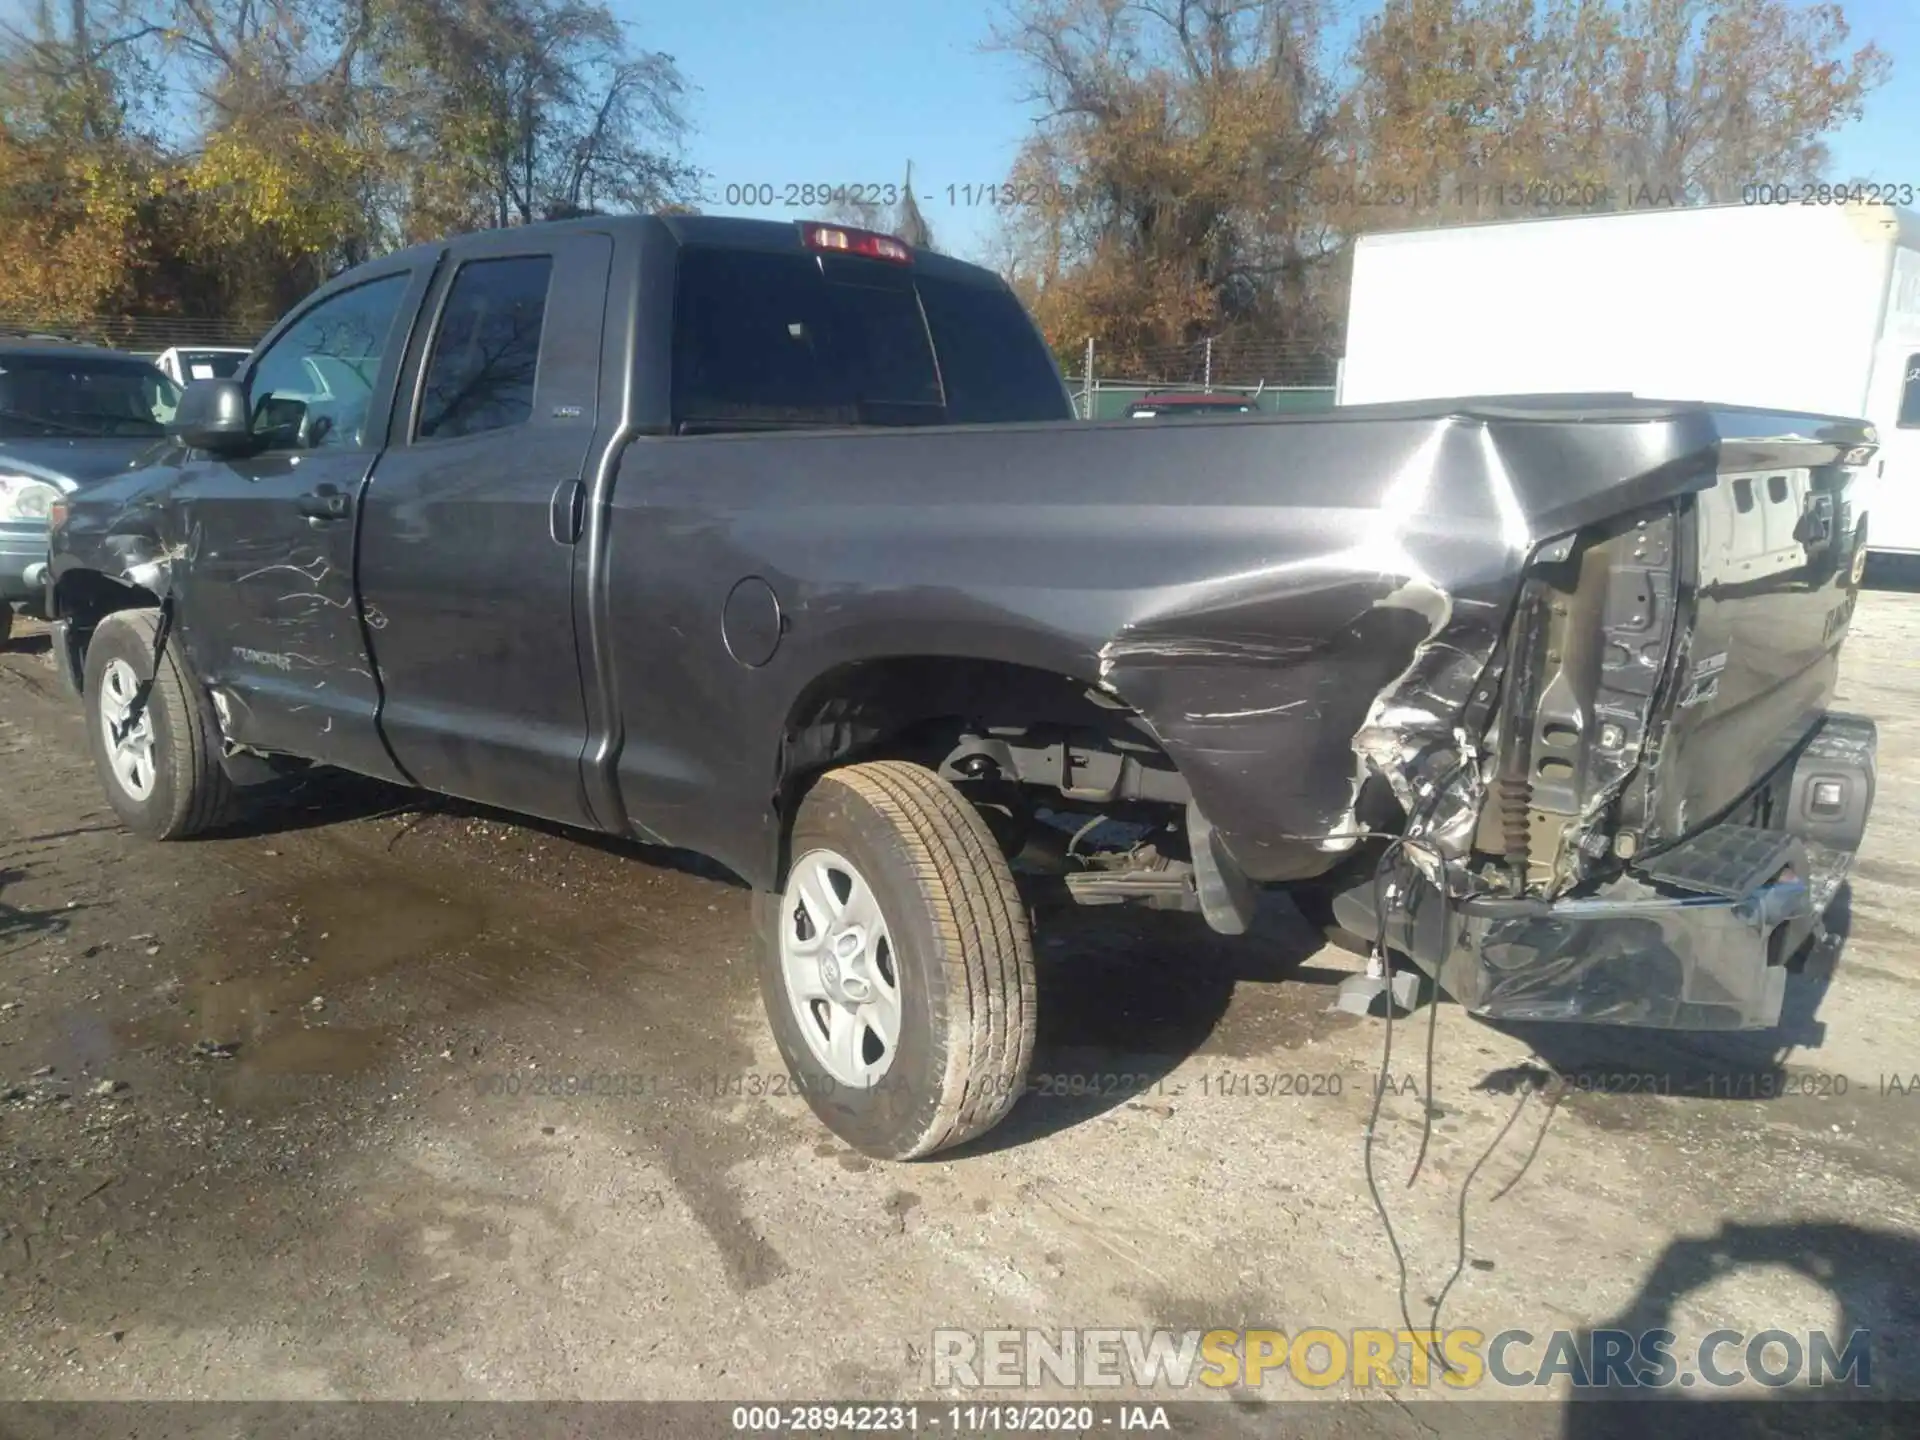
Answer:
[381,0,697,233]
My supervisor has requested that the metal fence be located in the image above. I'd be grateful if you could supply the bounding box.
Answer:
[1071,379,1336,419]
[1062,334,1340,418]
[0,314,263,353]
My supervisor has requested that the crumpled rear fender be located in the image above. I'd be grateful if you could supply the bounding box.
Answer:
[1094,420,1532,885]
[1102,568,1517,885]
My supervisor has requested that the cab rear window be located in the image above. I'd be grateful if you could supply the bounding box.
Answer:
[180,351,246,380]
[670,247,1069,432]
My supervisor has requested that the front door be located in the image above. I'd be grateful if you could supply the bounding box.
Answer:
[356,232,611,825]
[171,264,431,778]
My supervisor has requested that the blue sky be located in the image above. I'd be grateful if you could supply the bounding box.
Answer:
[636,0,1920,263]
[630,0,1040,261]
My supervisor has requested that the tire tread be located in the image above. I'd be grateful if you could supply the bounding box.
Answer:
[815,760,1037,1158]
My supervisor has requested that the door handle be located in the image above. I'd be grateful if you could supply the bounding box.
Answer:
[550,477,585,544]
[296,485,350,521]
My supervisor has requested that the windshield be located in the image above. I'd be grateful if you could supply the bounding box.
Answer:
[0,353,182,439]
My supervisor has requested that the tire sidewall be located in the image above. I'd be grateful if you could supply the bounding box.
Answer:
[755,780,960,1159]
[84,618,184,836]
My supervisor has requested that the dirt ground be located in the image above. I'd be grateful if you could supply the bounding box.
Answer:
[4,591,1920,1433]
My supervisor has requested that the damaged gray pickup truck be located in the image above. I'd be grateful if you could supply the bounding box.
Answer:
[44,214,1879,1159]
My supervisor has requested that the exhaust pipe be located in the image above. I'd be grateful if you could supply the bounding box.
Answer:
[22,561,47,589]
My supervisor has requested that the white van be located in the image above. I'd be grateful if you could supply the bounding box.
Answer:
[1338,202,1920,554]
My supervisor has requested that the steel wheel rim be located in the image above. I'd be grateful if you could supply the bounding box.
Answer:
[778,847,902,1087]
[99,657,157,801]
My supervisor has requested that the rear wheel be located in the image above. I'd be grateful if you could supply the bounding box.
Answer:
[83,608,233,839]
[0,603,13,648]
[755,761,1037,1160]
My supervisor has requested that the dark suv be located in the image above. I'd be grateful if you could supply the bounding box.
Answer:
[1,340,181,643]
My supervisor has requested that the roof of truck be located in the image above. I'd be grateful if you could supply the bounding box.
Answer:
[365,212,1005,288]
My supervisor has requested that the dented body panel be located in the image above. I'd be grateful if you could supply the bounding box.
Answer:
[45,215,1880,1035]
[173,449,397,778]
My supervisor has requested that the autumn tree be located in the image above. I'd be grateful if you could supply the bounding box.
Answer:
[0,0,696,328]
[991,0,1348,376]
[1345,0,1890,220]
[997,0,1890,376]
[0,0,160,323]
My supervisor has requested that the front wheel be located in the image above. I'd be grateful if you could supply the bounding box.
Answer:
[83,608,233,839]
[755,761,1037,1160]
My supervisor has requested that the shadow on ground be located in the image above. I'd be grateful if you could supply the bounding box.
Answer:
[202,765,1369,1151]
[955,892,1352,1154]
[0,864,79,948]
[1557,1220,1920,1437]
[1864,554,1920,593]
[0,630,52,656]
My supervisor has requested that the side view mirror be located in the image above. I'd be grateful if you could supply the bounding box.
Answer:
[252,395,327,451]
[168,379,256,456]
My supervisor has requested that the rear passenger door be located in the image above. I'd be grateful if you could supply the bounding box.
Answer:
[358,231,612,825]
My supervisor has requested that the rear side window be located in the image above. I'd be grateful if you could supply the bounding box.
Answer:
[418,255,553,440]
[1901,354,1920,429]
[670,248,1068,431]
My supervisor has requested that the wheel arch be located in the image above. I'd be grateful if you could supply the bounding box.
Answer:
[51,569,164,694]
[765,653,1181,890]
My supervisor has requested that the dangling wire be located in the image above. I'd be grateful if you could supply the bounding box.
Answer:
[1358,833,1424,1350]
[1331,757,1519,1378]
[1406,967,1443,1189]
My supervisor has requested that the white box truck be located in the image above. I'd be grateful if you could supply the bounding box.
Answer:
[1338,202,1920,554]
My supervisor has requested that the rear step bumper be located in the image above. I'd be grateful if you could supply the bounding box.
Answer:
[1333,712,1876,1032]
